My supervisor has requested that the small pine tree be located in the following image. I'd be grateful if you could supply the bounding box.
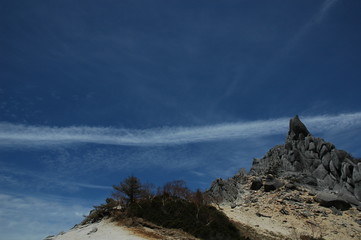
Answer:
[112,175,144,205]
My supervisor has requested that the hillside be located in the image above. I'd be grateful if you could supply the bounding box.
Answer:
[45,218,199,240]
[208,115,361,239]
[45,116,361,240]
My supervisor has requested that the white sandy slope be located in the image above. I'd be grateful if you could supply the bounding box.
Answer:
[220,177,361,240]
[46,219,147,240]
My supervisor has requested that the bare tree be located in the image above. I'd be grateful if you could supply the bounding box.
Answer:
[191,189,205,220]
[141,183,155,200]
[191,189,204,206]
[162,180,191,200]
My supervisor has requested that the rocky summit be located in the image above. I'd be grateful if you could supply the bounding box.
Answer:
[250,115,361,207]
[208,116,361,240]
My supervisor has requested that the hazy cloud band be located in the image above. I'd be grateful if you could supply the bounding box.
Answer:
[1,112,361,148]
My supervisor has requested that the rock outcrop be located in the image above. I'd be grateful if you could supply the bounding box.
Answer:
[249,115,361,207]
[207,168,247,203]
[250,177,263,190]
[263,175,284,192]
[288,115,310,140]
[314,192,351,211]
[221,178,361,240]
[208,115,361,208]
[207,116,361,239]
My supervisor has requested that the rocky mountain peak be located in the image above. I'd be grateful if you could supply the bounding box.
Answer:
[206,115,361,239]
[288,115,310,140]
[208,115,361,209]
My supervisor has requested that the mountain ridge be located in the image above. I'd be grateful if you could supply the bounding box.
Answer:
[209,115,361,208]
[46,116,361,240]
[250,115,361,207]
[206,115,361,239]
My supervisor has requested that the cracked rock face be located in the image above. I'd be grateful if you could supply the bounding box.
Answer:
[207,168,247,203]
[250,115,361,206]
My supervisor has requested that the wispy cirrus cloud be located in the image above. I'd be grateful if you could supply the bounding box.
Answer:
[221,0,341,100]
[284,0,340,52]
[1,112,361,148]
[317,0,340,23]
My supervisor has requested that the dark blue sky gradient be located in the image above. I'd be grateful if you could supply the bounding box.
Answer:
[1,1,361,239]
[2,0,360,128]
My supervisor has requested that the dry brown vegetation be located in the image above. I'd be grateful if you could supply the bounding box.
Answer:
[83,176,248,240]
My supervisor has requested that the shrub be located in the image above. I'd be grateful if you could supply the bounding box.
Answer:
[129,195,245,240]
[81,198,119,224]
[81,177,247,240]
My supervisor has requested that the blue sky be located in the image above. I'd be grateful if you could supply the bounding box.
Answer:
[1,0,361,239]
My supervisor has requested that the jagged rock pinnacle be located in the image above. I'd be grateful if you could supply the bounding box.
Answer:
[288,115,310,140]
[207,114,361,239]
[247,115,361,206]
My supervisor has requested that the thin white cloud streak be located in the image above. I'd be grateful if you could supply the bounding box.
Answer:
[286,0,339,49]
[71,182,113,190]
[269,0,340,63]
[1,112,361,148]
[317,0,340,23]
[220,0,341,100]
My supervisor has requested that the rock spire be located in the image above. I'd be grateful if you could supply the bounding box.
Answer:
[288,115,310,140]
[250,115,361,206]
